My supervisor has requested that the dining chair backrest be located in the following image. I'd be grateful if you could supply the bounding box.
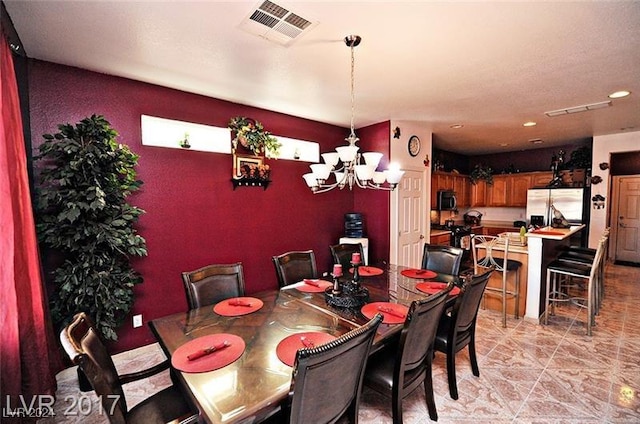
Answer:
[448,268,494,349]
[181,262,245,310]
[421,244,464,275]
[286,314,383,424]
[60,312,129,423]
[272,250,318,288]
[330,242,365,270]
[398,287,452,375]
[433,267,494,400]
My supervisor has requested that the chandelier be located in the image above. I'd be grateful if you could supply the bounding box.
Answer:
[303,35,404,194]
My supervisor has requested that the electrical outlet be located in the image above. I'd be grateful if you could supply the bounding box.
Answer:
[133,314,143,328]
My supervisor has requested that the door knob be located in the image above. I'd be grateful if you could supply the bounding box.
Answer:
[419,235,425,240]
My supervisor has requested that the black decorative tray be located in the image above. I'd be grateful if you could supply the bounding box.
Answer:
[324,285,369,309]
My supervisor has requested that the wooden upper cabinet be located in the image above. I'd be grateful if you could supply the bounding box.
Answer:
[530,171,553,188]
[453,174,469,207]
[431,172,456,208]
[470,180,487,207]
[433,171,551,209]
[510,174,532,207]
[487,175,509,207]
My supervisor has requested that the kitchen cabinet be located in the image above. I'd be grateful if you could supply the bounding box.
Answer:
[509,174,532,207]
[431,171,467,208]
[470,180,487,207]
[453,174,470,207]
[487,175,509,206]
[530,171,553,188]
[429,231,451,245]
[434,171,556,209]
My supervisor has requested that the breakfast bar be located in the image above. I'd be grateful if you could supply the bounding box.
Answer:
[524,225,586,321]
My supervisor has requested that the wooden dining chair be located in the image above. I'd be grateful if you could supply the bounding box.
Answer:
[60,312,197,424]
[271,250,318,288]
[330,242,365,269]
[434,268,494,400]
[282,314,383,424]
[364,287,452,423]
[421,244,464,275]
[181,262,245,310]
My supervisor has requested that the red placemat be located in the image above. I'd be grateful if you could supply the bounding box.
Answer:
[361,302,408,324]
[416,282,461,296]
[276,332,337,367]
[348,266,384,276]
[295,279,333,293]
[171,334,245,373]
[213,297,264,316]
[401,269,437,279]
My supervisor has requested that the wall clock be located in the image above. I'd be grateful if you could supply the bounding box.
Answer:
[408,135,421,157]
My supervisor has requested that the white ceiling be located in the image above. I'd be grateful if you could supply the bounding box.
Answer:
[5,0,640,155]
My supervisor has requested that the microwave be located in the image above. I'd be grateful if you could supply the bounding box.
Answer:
[437,190,457,211]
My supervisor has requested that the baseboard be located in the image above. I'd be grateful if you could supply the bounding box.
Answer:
[614,260,640,268]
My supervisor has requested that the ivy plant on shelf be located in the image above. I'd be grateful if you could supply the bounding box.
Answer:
[35,115,147,341]
[469,163,494,185]
[228,116,281,157]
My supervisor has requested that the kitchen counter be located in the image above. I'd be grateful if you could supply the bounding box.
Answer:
[526,225,585,240]
[523,225,586,321]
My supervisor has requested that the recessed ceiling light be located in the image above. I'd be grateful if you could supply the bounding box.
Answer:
[449,124,464,129]
[500,143,509,147]
[609,90,630,99]
[523,121,537,127]
[529,138,544,144]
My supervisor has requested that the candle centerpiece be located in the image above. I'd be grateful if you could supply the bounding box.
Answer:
[324,255,369,309]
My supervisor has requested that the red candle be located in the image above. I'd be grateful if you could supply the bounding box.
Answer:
[332,264,343,277]
[351,252,361,264]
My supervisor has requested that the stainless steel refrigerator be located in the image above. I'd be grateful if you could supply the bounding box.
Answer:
[526,188,591,246]
[526,188,589,227]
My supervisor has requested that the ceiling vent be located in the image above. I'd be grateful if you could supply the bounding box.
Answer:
[239,1,317,46]
[545,100,612,117]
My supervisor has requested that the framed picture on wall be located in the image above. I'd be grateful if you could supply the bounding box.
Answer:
[233,154,269,180]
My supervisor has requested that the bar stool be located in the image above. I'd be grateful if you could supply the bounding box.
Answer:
[544,238,606,336]
[556,229,609,314]
[471,234,522,328]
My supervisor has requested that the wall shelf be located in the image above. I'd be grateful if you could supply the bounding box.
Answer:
[231,178,271,191]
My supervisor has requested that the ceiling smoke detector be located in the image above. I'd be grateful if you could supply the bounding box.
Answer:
[544,100,612,117]
[240,1,318,46]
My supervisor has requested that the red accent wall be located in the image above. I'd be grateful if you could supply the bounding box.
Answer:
[27,60,388,352]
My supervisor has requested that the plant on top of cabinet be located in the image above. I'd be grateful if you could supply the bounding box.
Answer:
[228,116,282,157]
[35,115,147,341]
[470,163,494,185]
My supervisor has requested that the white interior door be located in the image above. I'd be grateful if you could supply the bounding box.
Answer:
[615,176,640,263]
[396,169,425,267]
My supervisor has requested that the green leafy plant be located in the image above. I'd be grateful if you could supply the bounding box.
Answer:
[564,145,592,170]
[228,116,281,157]
[35,115,147,341]
[469,163,494,185]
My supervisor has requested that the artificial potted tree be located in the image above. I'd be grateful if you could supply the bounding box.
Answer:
[35,115,147,341]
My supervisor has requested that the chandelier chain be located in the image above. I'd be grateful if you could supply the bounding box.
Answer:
[350,40,356,140]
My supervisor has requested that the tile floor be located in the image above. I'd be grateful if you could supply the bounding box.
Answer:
[40,263,640,423]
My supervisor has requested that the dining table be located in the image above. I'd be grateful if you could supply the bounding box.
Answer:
[149,264,462,424]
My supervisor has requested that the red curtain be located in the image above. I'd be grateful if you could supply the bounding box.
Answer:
[0,33,61,413]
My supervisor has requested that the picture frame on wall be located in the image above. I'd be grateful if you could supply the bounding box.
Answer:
[233,153,269,180]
